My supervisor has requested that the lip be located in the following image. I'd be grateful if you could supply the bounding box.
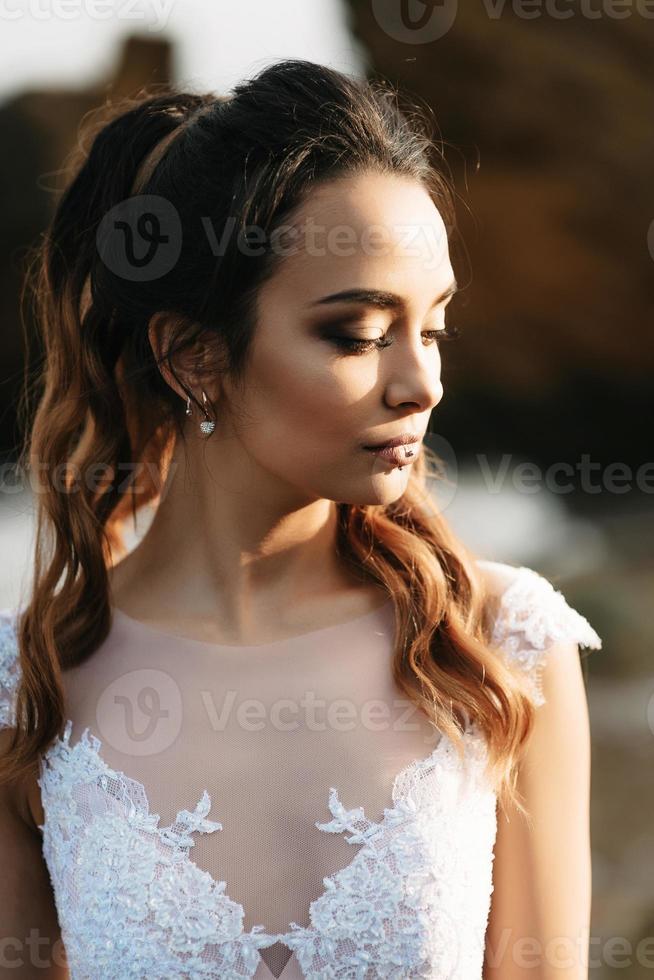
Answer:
[365,442,421,465]
[363,433,422,450]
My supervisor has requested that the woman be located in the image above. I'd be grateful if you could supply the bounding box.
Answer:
[0,59,601,979]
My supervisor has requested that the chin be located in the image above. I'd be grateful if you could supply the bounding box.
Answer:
[335,479,407,508]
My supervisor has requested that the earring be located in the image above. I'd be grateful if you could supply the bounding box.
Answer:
[199,389,216,436]
[185,395,192,417]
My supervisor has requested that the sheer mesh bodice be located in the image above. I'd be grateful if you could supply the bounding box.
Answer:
[0,560,602,979]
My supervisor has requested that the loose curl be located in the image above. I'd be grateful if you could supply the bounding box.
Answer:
[3,59,538,817]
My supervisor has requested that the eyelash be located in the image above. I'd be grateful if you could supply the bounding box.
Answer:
[329,322,461,355]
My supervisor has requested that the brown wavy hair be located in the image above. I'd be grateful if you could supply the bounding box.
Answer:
[2,58,538,816]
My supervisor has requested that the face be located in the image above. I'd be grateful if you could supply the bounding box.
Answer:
[210,172,456,506]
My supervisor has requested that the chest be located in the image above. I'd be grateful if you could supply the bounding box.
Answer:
[35,715,497,979]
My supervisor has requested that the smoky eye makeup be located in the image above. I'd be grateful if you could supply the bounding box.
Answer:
[313,312,384,340]
[314,289,456,329]
[311,291,459,354]
[316,314,387,343]
[318,318,460,357]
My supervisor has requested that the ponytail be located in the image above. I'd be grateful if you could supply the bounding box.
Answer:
[4,90,216,784]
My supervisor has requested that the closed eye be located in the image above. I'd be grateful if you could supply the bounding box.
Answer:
[329,322,461,355]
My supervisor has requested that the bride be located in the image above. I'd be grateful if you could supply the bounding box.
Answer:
[0,58,601,979]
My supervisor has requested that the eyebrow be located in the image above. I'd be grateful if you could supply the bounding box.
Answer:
[308,278,459,311]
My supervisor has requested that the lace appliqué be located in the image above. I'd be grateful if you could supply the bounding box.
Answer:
[0,565,602,979]
[35,715,495,980]
[490,566,602,707]
[0,608,21,728]
[38,721,287,979]
[0,604,497,979]
[281,729,497,979]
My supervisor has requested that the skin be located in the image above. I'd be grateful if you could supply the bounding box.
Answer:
[109,172,456,643]
[11,176,593,976]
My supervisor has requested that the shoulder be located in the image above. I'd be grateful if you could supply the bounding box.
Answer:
[0,606,22,730]
[474,559,602,707]
[0,608,46,833]
[475,558,602,651]
[480,562,598,959]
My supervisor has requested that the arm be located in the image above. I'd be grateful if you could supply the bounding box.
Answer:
[483,640,592,979]
[0,731,68,979]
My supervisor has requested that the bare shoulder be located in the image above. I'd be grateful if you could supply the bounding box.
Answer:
[475,557,523,598]
[0,609,47,834]
[0,727,42,832]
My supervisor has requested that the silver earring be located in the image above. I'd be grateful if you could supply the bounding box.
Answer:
[185,395,192,417]
[199,389,215,436]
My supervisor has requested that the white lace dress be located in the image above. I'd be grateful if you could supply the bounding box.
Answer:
[0,561,602,980]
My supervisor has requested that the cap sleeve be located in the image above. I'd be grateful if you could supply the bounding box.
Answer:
[0,608,21,730]
[488,564,602,707]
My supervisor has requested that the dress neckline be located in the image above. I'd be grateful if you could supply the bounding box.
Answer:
[109,596,394,652]
[48,709,480,975]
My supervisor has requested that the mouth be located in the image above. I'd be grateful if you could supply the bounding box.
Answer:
[363,433,421,449]
[364,442,421,465]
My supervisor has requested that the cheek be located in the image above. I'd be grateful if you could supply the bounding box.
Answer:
[245,349,371,442]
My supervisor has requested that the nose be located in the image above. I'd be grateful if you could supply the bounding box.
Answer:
[384,348,444,413]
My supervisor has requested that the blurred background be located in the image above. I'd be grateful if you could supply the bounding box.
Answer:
[0,1,652,975]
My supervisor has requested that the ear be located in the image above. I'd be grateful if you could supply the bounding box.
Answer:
[147,311,219,403]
